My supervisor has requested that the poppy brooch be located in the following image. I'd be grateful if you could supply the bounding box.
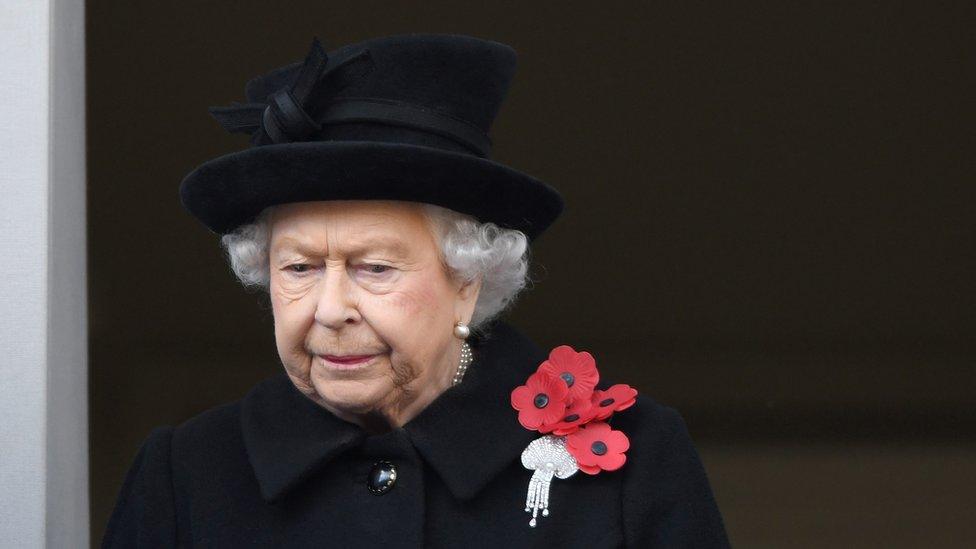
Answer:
[510,345,638,527]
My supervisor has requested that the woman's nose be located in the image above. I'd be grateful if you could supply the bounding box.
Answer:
[313,265,361,329]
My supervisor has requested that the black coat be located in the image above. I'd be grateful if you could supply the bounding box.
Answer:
[102,320,731,548]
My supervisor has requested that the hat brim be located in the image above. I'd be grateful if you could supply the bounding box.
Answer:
[178,140,564,242]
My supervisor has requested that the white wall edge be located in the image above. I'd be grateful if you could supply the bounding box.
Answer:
[0,0,88,546]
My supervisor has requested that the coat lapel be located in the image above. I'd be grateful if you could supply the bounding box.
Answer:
[240,319,545,503]
[404,320,543,500]
[240,367,366,503]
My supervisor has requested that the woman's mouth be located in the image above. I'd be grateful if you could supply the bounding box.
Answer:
[319,354,378,370]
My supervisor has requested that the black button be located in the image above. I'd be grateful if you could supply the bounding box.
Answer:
[367,460,397,495]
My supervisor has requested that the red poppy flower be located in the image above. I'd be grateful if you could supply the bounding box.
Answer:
[540,393,597,436]
[589,383,638,421]
[510,371,570,430]
[565,421,630,475]
[538,345,599,404]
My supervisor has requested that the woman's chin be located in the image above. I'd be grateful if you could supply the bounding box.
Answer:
[310,377,388,416]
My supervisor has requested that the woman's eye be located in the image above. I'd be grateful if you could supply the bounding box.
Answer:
[362,264,391,275]
[286,264,315,275]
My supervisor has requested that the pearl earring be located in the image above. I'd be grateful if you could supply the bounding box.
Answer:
[453,340,473,386]
[453,321,470,340]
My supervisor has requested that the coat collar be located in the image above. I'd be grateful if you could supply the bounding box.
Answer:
[240,319,544,503]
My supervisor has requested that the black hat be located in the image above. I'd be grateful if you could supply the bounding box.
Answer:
[178,33,564,242]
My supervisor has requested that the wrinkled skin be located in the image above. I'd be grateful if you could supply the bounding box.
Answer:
[268,200,481,434]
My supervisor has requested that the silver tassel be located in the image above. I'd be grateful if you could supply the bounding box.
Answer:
[520,435,579,527]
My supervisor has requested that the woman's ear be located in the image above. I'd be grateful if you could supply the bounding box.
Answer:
[455,276,483,325]
[458,275,483,303]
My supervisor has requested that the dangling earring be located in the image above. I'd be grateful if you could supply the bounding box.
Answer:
[453,321,470,340]
[452,321,473,386]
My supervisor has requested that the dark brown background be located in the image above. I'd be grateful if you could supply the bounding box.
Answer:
[88,2,976,547]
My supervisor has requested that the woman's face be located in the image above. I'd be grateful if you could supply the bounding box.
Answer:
[268,200,480,431]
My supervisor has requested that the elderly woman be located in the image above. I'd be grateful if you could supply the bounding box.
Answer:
[102,34,730,548]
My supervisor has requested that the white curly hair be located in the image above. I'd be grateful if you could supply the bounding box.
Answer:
[218,202,533,331]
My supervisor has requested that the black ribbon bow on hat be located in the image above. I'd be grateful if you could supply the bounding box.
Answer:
[208,37,375,146]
